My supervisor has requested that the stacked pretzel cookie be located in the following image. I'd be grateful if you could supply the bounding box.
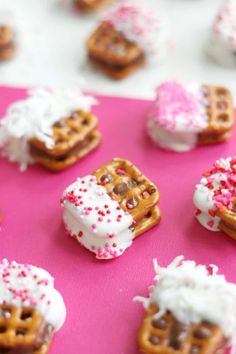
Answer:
[61,158,161,259]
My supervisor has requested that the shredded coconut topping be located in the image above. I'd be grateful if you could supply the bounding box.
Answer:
[102,0,169,61]
[150,81,209,132]
[0,259,66,331]
[194,157,236,231]
[214,0,236,48]
[135,256,236,353]
[0,87,96,171]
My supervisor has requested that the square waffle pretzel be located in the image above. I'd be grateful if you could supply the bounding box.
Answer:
[74,0,111,11]
[0,26,16,62]
[29,110,101,171]
[0,305,53,353]
[198,85,234,145]
[87,23,145,80]
[138,305,227,354]
[93,158,160,238]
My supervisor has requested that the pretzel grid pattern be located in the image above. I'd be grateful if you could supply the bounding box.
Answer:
[93,158,160,222]
[30,110,98,156]
[138,305,226,354]
[0,305,47,350]
[202,85,234,133]
[87,23,143,66]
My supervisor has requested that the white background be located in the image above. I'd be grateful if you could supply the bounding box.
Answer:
[0,0,235,99]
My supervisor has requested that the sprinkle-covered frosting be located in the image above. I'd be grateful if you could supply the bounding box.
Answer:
[194,157,236,231]
[0,259,66,331]
[0,87,96,171]
[102,0,169,62]
[213,0,236,48]
[147,81,209,152]
[135,256,236,353]
[61,175,133,259]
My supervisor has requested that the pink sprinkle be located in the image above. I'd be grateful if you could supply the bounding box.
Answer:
[207,220,214,228]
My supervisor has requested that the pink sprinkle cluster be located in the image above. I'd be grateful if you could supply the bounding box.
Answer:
[0,259,50,307]
[203,157,236,212]
[103,1,161,47]
[150,81,207,131]
[214,0,236,46]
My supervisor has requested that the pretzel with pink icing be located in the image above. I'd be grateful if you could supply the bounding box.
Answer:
[194,156,236,240]
[147,81,235,152]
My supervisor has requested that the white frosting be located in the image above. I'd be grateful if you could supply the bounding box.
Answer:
[0,259,66,331]
[0,87,96,171]
[0,10,17,27]
[147,117,198,152]
[61,175,134,259]
[147,81,209,152]
[193,157,235,231]
[102,0,169,63]
[135,256,236,353]
[208,0,236,67]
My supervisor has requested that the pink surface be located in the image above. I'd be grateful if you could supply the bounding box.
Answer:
[0,86,236,354]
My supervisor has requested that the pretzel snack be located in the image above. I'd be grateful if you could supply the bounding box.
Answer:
[0,25,16,61]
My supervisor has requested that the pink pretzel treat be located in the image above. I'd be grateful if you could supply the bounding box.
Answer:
[147,81,208,152]
[102,0,169,62]
[194,157,236,231]
[208,0,236,67]
[61,175,134,260]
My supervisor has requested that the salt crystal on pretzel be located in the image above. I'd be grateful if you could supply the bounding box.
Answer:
[0,87,97,171]
[147,81,234,152]
[194,156,236,240]
[208,0,236,67]
[135,256,236,354]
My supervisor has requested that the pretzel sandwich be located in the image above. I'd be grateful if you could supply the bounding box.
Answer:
[135,257,236,354]
[147,81,235,152]
[0,259,66,353]
[0,88,100,171]
[62,158,160,259]
[87,1,169,80]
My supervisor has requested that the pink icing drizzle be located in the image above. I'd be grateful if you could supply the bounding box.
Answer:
[150,81,208,131]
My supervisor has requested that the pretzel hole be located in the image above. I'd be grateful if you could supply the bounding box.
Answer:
[16,328,27,336]
[216,89,226,99]
[21,311,32,321]
[149,335,160,345]
[68,128,78,135]
[0,326,6,333]
[217,114,228,123]
[193,326,211,339]
[152,317,168,330]
[217,102,228,110]
[53,120,66,128]
[82,119,89,125]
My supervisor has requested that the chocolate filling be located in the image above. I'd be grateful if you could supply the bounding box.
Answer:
[89,53,145,71]
[0,41,14,53]
[30,135,92,162]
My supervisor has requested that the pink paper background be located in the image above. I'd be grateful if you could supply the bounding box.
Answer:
[0,86,236,354]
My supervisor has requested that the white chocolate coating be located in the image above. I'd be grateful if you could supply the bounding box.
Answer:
[135,256,236,353]
[62,175,134,259]
[0,259,66,331]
